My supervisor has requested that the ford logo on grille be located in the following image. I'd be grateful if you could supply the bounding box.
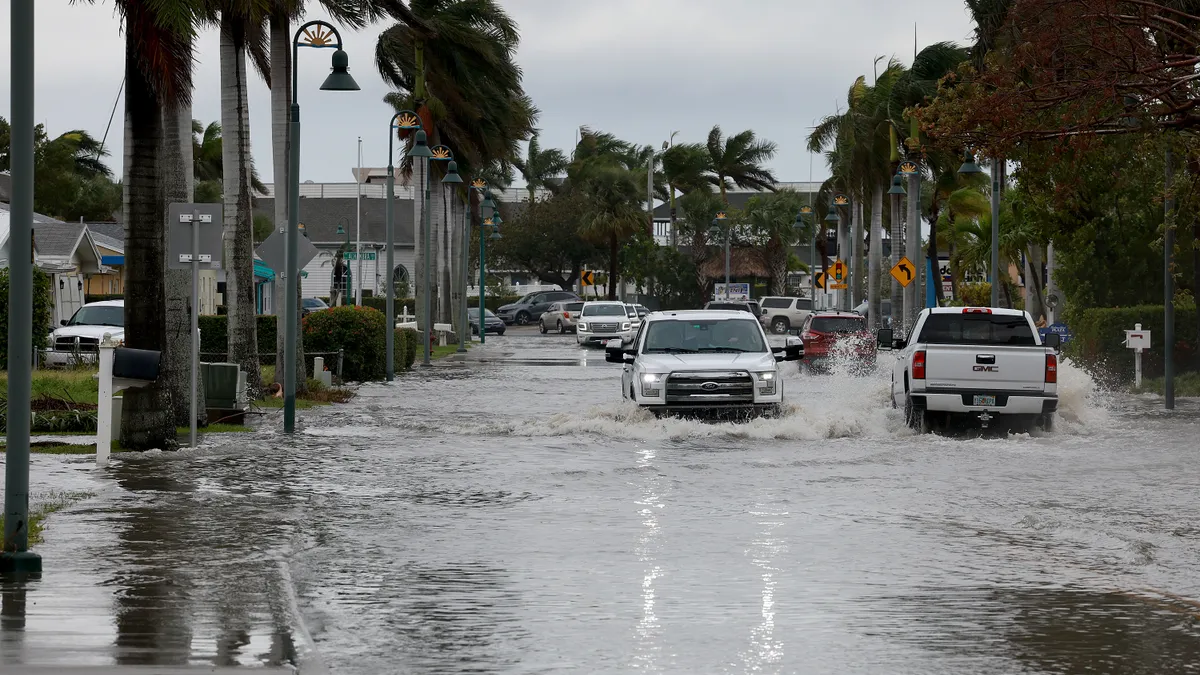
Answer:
[701,381,720,391]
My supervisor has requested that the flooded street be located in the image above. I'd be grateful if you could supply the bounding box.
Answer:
[4,329,1200,673]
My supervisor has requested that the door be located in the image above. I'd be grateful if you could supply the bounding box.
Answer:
[54,274,85,327]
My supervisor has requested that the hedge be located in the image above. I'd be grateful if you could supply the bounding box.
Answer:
[354,294,522,316]
[396,328,418,369]
[0,268,53,370]
[303,305,386,381]
[199,315,278,356]
[1066,304,1198,384]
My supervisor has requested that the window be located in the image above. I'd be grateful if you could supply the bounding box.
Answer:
[551,291,576,301]
[762,298,793,309]
[643,319,767,353]
[811,316,867,333]
[392,265,409,296]
[918,313,1036,346]
[565,302,584,312]
[707,302,753,313]
[796,298,813,311]
[67,305,123,327]
[582,304,626,317]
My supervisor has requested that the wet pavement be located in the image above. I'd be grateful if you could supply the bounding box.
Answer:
[3,325,1200,673]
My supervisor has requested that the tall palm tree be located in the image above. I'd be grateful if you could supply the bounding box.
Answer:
[704,125,778,204]
[744,190,807,295]
[660,141,711,246]
[376,0,535,328]
[83,0,200,449]
[515,133,568,202]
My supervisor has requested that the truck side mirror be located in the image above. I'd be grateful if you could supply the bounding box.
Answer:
[877,328,894,349]
[1044,333,1061,349]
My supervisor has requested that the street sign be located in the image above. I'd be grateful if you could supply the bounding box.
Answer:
[890,256,916,287]
[581,270,595,286]
[342,251,377,261]
[1038,322,1073,346]
[714,282,750,300]
[256,228,319,277]
[830,259,847,283]
[830,282,848,290]
[815,272,826,290]
[167,203,223,270]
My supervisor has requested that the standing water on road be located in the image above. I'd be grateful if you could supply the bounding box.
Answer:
[4,330,1199,673]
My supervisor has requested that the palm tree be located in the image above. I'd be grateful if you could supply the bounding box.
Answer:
[661,141,711,245]
[744,190,808,295]
[571,157,645,300]
[88,0,199,449]
[376,0,535,328]
[704,125,778,204]
[677,188,725,300]
[515,133,568,202]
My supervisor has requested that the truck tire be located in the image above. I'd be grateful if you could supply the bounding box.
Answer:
[904,394,931,434]
[1038,413,1055,432]
[771,317,789,334]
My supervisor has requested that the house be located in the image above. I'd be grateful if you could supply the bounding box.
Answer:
[84,221,221,315]
[0,203,107,325]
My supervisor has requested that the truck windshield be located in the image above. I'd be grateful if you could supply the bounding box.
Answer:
[66,306,124,327]
[583,305,626,317]
[918,313,1037,346]
[642,319,766,353]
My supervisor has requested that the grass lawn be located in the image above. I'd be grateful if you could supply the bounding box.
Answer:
[431,342,471,360]
[1,490,95,546]
[1134,371,1200,397]
[1,369,100,404]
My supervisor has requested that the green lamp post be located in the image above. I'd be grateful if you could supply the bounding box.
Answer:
[406,131,433,363]
[284,20,359,434]
[440,160,464,353]
[796,205,814,303]
[709,211,729,298]
[385,109,422,380]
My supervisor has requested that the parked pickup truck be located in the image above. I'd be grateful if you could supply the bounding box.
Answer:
[606,310,803,418]
[878,307,1062,433]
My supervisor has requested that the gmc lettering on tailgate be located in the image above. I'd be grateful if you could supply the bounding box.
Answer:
[973,365,1000,373]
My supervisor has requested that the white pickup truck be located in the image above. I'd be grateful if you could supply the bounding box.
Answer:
[606,310,803,418]
[878,307,1062,433]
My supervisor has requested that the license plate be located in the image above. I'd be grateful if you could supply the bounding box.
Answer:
[973,395,996,407]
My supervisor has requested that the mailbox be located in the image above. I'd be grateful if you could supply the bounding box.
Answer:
[1124,330,1151,350]
[112,347,161,381]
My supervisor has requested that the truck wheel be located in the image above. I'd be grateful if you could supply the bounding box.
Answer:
[904,395,931,434]
[1038,413,1055,432]
[771,317,789,334]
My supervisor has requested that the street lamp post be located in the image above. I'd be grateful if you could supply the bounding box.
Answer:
[898,160,921,330]
[831,193,850,310]
[405,131,433,365]
[958,150,998,307]
[796,206,814,303]
[422,143,455,366]
[385,109,422,381]
[2,0,40,576]
[709,211,729,299]
[888,173,907,328]
[285,21,360,434]
[462,179,487,352]
[441,160,463,351]
[479,190,496,344]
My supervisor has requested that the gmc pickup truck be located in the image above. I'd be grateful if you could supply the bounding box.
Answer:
[878,307,1062,433]
[606,310,803,418]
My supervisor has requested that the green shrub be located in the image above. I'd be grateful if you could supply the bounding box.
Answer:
[0,268,53,370]
[198,315,278,357]
[395,328,418,369]
[302,305,386,381]
[356,295,522,316]
[1066,304,1198,384]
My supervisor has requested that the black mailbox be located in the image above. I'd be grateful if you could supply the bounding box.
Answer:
[113,347,161,381]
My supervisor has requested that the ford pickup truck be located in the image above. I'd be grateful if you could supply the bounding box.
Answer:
[878,307,1061,433]
[606,310,803,418]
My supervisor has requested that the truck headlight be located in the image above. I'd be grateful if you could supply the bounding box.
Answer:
[577,323,588,331]
[641,373,663,397]
[755,371,777,395]
[622,322,632,331]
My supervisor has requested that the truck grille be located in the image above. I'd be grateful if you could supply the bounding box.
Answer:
[54,336,99,353]
[589,322,620,333]
[665,371,755,405]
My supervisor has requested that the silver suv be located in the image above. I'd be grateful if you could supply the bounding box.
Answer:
[759,296,813,334]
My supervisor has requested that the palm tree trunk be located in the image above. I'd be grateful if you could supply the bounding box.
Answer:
[439,182,452,323]
[868,184,883,330]
[851,197,863,307]
[269,13,306,393]
[767,235,787,296]
[928,200,945,305]
[890,190,903,326]
[414,155,428,330]
[119,38,175,450]
[1025,244,1046,322]
[450,191,464,338]
[162,99,207,428]
[220,16,262,393]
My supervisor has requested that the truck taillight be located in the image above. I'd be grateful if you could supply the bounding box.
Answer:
[1046,353,1057,383]
[912,350,926,379]
[963,307,992,314]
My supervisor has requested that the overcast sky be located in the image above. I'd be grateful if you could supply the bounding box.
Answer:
[0,0,976,185]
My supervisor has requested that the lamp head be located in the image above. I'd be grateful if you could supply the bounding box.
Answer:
[888,174,907,195]
[442,160,463,184]
[824,209,840,223]
[408,130,433,158]
[319,49,361,91]
[958,150,984,175]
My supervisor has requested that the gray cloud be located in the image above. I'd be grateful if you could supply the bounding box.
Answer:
[0,0,975,186]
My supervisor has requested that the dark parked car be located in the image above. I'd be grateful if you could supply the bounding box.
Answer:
[301,297,329,316]
[469,308,506,336]
[496,290,581,325]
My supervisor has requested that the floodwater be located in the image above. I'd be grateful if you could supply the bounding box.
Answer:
[3,329,1200,674]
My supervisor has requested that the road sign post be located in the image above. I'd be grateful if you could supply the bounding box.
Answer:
[168,203,224,450]
[1124,323,1151,388]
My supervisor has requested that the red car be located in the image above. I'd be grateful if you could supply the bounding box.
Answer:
[799,311,877,371]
